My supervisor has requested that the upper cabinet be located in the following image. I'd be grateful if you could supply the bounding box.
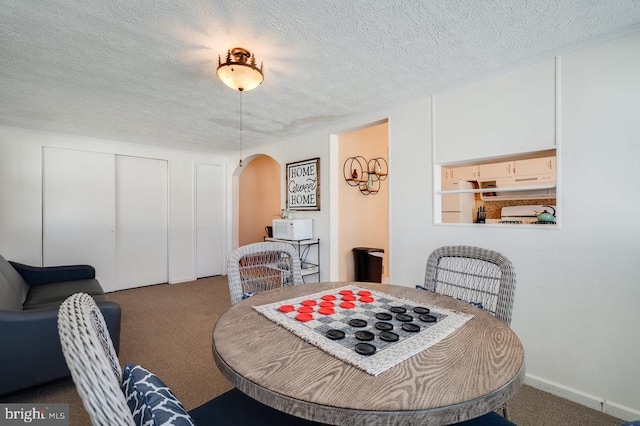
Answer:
[439,149,557,203]
[442,165,479,182]
[478,161,513,180]
[514,156,556,183]
[477,156,556,183]
[434,59,556,164]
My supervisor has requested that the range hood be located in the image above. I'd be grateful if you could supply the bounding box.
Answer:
[479,177,556,201]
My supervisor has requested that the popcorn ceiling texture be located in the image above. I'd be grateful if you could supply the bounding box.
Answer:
[0,1,639,152]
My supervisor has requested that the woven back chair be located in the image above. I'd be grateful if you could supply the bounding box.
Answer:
[424,246,516,326]
[228,242,303,305]
[58,293,134,426]
[58,293,321,425]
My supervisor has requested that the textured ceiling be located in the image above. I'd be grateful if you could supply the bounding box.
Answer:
[1,1,640,153]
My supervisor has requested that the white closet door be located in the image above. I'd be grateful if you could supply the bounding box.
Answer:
[42,147,117,291]
[116,156,168,290]
[196,163,224,278]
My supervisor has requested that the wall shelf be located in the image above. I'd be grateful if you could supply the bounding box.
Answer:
[437,184,556,195]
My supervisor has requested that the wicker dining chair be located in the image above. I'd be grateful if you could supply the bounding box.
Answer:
[423,245,517,420]
[424,245,516,326]
[227,241,303,305]
[57,293,319,425]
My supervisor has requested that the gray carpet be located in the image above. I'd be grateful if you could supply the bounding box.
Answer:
[1,277,625,425]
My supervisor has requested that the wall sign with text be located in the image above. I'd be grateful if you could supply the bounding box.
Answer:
[286,158,320,211]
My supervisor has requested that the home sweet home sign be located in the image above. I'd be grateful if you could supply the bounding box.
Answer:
[286,158,320,211]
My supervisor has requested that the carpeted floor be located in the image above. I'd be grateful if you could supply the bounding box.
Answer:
[1,277,625,425]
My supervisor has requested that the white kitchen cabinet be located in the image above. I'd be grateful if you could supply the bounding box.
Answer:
[438,150,557,203]
[513,156,556,185]
[479,161,514,180]
[441,167,452,182]
[451,165,479,182]
[514,156,556,177]
[442,165,478,182]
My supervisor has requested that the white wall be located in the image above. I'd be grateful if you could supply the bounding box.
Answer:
[243,32,640,420]
[0,126,230,284]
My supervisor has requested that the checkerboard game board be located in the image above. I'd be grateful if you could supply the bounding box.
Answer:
[253,284,473,376]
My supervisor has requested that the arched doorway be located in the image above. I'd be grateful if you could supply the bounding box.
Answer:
[237,155,281,246]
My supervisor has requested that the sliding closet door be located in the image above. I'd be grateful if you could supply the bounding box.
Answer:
[42,147,117,291]
[195,163,224,278]
[115,156,168,290]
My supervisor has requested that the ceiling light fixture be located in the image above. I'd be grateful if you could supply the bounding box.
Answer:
[217,47,264,92]
[217,47,264,168]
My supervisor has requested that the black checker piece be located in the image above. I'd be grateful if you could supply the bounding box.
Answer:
[402,323,421,333]
[375,321,393,331]
[419,314,438,323]
[326,329,345,340]
[354,330,375,341]
[395,313,414,322]
[379,331,399,342]
[375,312,392,321]
[349,318,368,328]
[389,306,406,313]
[354,343,376,356]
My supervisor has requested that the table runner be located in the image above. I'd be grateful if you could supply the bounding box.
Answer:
[253,284,473,376]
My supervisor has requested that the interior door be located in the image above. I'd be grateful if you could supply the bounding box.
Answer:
[115,155,168,290]
[195,163,224,278]
[42,147,117,291]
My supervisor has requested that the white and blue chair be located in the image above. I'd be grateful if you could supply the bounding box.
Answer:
[57,292,318,425]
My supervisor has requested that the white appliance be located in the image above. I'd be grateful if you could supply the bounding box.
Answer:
[441,180,475,223]
[500,205,556,224]
[272,219,313,240]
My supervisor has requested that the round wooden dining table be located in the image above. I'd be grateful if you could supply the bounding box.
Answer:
[212,282,525,426]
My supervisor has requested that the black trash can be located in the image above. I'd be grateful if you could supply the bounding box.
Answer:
[352,247,384,283]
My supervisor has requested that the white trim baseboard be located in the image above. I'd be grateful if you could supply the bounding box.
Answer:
[169,276,197,285]
[525,373,639,422]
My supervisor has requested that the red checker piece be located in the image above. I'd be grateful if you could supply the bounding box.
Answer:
[321,295,337,301]
[297,306,314,313]
[360,296,375,303]
[295,313,313,322]
[319,301,334,307]
[357,290,372,297]
[342,294,356,301]
[340,301,356,309]
[301,300,317,306]
[339,289,353,295]
[318,307,335,315]
[278,305,295,313]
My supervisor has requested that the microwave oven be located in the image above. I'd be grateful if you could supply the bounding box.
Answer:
[272,219,313,240]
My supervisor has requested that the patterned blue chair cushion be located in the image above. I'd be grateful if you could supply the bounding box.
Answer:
[122,363,196,426]
[242,291,256,300]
